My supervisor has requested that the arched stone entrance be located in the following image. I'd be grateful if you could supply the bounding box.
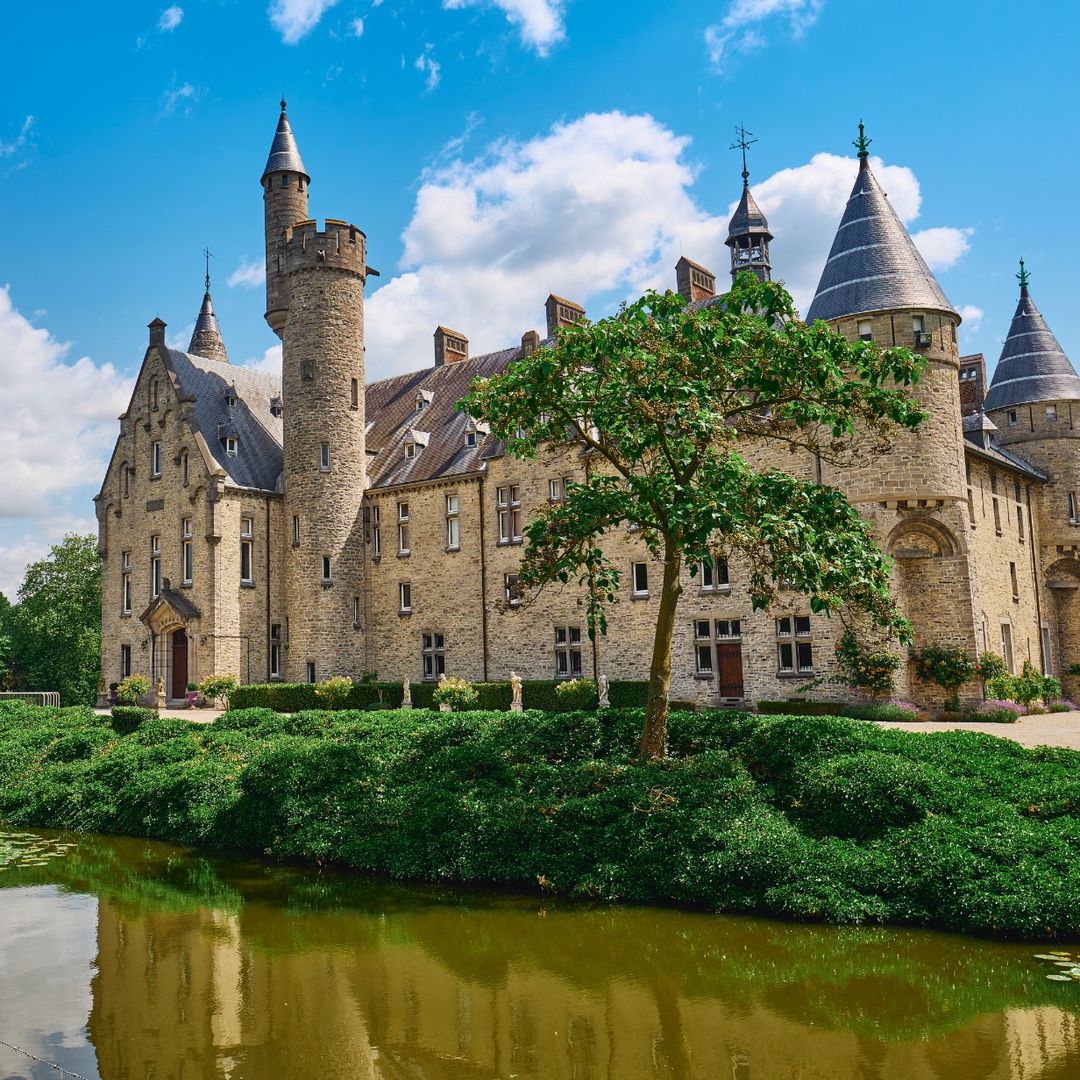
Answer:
[138,579,201,704]
[170,628,190,699]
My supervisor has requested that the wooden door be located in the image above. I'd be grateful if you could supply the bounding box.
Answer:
[716,641,744,699]
[171,630,188,699]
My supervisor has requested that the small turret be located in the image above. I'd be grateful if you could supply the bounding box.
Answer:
[725,126,772,283]
[187,258,229,363]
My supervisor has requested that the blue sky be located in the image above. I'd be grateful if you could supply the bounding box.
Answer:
[1,0,1079,597]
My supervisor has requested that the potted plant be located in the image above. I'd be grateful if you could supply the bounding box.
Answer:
[108,682,119,706]
[186,681,199,708]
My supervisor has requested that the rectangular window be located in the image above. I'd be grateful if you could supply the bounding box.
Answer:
[504,573,520,605]
[1018,505,1025,542]
[350,378,359,409]
[554,626,583,678]
[694,620,714,674]
[912,315,924,334]
[1047,404,1058,421]
[1014,479,1022,503]
[292,515,301,544]
[1000,622,1014,675]
[240,517,254,584]
[715,619,741,639]
[421,631,446,681]
[319,442,330,471]
[398,501,410,554]
[1010,561,1019,599]
[150,441,162,478]
[777,616,813,673]
[150,535,161,599]
[993,498,1002,535]
[445,494,460,550]
[857,319,873,342]
[120,644,132,679]
[1007,409,1018,427]
[270,624,281,678]
[306,661,316,684]
[181,518,193,584]
[1042,624,1053,676]
[372,506,381,558]
[549,477,567,503]
[1070,492,1077,524]
[322,555,331,582]
[699,557,730,591]
[399,581,412,613]
[121,551,132,614]
[496,485,522,543]
[631,562,649,596]
[352,595,361,627]
[226,437,238,456]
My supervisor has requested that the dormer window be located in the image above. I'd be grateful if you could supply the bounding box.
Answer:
[226,437,238,456]
[226,387,239,409]
[414,388,433,413]
[270,396,283,418]
[465,431,477,448]
[404,441,416,460]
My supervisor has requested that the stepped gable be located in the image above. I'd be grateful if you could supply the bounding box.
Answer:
[262,100,309,180]
[187,290,229,363]
[165,350,283,492]
[983,272,1080,411]
[805,155,956,324]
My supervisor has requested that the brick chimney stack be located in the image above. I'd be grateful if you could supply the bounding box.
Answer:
[545,295,585,338]
[434,326,469,366]
[675,257,716,303]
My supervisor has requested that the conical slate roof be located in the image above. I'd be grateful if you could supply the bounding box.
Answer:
[188,291,229,364]
[727,183,772,242]
[262,101,309,181]
[983,283,1080,411]
[805,158,956,324]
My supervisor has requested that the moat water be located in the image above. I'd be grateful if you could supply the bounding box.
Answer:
[0,828,1078,1079]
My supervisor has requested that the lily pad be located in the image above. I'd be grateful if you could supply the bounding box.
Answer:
[1047,974,1073,982]
[1034,954,1063,960]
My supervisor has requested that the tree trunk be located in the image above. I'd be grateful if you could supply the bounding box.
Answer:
[639,542,682,760]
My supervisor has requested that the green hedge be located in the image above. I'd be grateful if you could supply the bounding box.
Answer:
[758,700,844,716]
[110,705,156,735]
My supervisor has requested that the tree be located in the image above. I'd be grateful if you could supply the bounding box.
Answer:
[10,533,102,706]
[463,274,926,759]
[0,592,13,689]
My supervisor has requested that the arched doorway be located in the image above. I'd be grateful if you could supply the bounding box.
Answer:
[170,629,189,699]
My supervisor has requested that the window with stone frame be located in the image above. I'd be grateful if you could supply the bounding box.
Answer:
[121,551,132,614]
[1007,409,1018,427]
[150,441,162,478]
[181,519,193,584]
[992,497,1002,536]
[555,625,583,679]
[352,596,361,628]
[496,485,522,543]
[321,555,332,583]
[122,464,131,498]
[350,378,359,410]
[372,506,381,557]
[121,644,132,679]
[548,477,569,503]
[445,494,460,550]
[421,631,446,681]
[857,319,873,342]
[399,581,412,613]
[1018,504,1025,542]
[698,556,730,591]
[180,450,189,486]
[1069,492,1078,524]
[1047,404,1059,422]
[292,515,301,545]
[319,442,330,471]
[1010,561,1019,599]
[270,624,282,679]
[150,535,161,599]
[306,661,316,684]
[694,618,742,675]
[240,517,254,583]
[226,437,239,457]
[504,572,520,606]
[776,615,813,673]
[398,502,410,555]
[631,561,649,596]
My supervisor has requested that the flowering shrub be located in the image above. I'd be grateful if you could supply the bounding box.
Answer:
[976,699,1026,723]
[834,631,901,697]
[314,676,354,711]
[976,652,1008,682]
[1048,699,1078,714]
[912,647,976,710]
[432,677,479,711]
[554,679,597,710]
[986,662,1061,707]
[199,675,238,709]
[115,674,151,705]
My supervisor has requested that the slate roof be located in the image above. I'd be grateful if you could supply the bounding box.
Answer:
[262,103,309,181]
[727,183,771,241]
[961,412,1046,479]
[983,286,1080,411]
[187,291,229,363]
[805,159,957,324]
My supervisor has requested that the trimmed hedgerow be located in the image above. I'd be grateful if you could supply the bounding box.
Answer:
[2,700,1080,937]
[757,700,844,717]
[110,705,157,735]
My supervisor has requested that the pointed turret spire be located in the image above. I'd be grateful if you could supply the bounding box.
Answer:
[262,98,310,182]
[187,282,229,363]
[983,264,1080,411]
[725,125,772,282]
[805,124,956,323]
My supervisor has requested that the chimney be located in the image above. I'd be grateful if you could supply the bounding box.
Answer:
[434,326,469,366]
[545,294,585,338]
[148,317,167,347]
[675,257,716,303]
[521,330,540,356]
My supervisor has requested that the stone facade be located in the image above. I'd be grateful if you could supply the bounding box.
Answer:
[95,111,1078,707]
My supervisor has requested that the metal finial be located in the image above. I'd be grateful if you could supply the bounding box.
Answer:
[1017,257,1030,291]
[729,124,757,185]
[853,120,872,159]
[280,95,287,112]
[203,247,214,292]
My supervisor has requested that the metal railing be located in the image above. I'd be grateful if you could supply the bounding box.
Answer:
[0,691,61,707]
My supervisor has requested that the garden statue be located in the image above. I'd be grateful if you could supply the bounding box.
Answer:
[510,671,523,712]
[402,678,412,707]
[598,674,610,709]
[438,672,451,712]
[95,677,108,709]
[155,676,166,709]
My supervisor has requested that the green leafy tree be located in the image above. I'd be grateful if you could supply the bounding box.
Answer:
[0,591,13,689]
[464,274,926,758]
[9,534,101,706]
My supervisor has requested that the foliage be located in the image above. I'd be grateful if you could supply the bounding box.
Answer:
[1067,663,1080,677]
[554,679,597,710]
[314,676,354,711]
[834,630,901,697]
[110,705,156,734]
[199,674,239,709]
[432,676,479,711]
[463,274,926,757]
[116,674,151,705]
[986,662,1061,707]
[912,646,977,709]
[974,701,1026,724]
[758,699,844,716]
[977,651,1008,682]
[1047,699,1077,713]
[840,702,921,723]
[7,534,101,705]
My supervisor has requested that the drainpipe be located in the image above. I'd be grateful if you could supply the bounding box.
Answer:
[1026,482,1046,671]
[266,498,272,682]
[478,473,489,681]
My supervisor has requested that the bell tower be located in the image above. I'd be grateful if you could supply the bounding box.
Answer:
[725,125,773,283]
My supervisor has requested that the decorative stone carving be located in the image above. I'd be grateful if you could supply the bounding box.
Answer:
[402,678,412,708]
[95,677,108,710]
[510,671,523,712]
[597,674,610,709]
[438,671,451,712]
[155,676,166,709]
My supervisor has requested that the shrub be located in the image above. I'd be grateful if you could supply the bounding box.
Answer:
[433,676,478,711]
[834,631,901,697]
[913,646,976,710]
[841,702,920,723]
[115,674,150,706]
[987,663,1061,707]
[1047,699,1077,714]
[977,652,1008,682]
[110,705,156,735]
[757,700,844,717]
[608,680,649,708]
[974,700,1026,724]
[199,674,239,709]
[314,676,354,711]
[554,679,597,710]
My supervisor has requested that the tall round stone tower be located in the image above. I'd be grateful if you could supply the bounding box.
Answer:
[261,103,369,680]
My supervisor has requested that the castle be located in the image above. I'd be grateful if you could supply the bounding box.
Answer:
[95,105,1080,707]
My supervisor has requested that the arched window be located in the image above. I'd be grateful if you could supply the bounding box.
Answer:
[122,464,130,498]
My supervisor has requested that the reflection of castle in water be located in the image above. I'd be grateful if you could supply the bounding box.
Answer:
[85,893,1080,1080]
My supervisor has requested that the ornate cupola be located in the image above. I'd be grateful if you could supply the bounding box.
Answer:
[725,125,773,282]
[187,252,229,363]
[983,260,1080,413]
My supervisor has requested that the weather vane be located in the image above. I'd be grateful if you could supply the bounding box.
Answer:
[203,247,214,292]
[853,120,872,159]
[729,124,757,184]
[1017,257,1030,290]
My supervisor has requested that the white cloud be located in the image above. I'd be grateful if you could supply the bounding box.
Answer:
[158,5,184,31]
[349,16,364,36]
[240,344,283,374]
[269,0,342,44]
[414,44,441,91]
[166,322,195,351]
[159,82,203,118]
[442,0,566,56]
[229,258,266,290]
[363,116,974,377]
[958,304,984,334]
[0,116,34,162]
[706,0,823,71]
[911,226,973,271]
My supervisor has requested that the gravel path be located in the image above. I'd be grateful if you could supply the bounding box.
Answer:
[879,712,1080,750]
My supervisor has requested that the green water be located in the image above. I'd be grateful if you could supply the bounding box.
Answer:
[0,829,1078,1079]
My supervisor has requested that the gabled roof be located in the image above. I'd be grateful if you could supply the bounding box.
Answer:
[262,102,309,181]
[806,159,957,324]
[983,284,1080,411]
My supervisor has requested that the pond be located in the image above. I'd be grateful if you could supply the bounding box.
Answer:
[0,828,1078,1079]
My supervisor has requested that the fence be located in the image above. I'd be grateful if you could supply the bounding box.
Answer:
[0,691,61,707]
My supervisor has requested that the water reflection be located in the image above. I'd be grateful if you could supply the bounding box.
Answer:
[0,830,1078,1079]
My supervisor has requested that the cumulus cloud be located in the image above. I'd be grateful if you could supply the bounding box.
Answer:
[958,304,984,335]
[911,226,973,271]
[240,344,283,374]
[269,0,342,44]
[229,258,266,290]
[414,44,441,91]
[443,0,566,55]
[349,16,364,36]
[363,115,973,377]
[706,0,823,71]
[158,5,184,31]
